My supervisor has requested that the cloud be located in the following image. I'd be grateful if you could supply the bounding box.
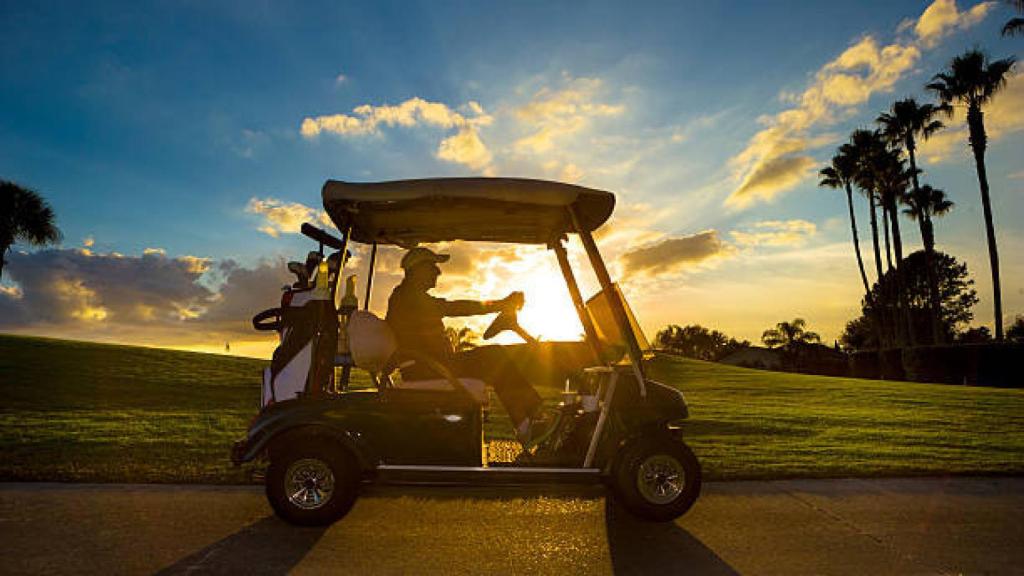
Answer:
[725,0,991,209]
[0,248,214,327]
[729,155,818,208]
[83,236,95,248]
[0,247,295,353]
[914,0,993,48]
[437,127,492,170]
[730,219,818,247]
[334,73,348,86]
[300,97,494,171]
[620,230,732,276]
[918,71,1024,164]
[512,76,624,154]
[197,259,292,330]
[246,197,334,237]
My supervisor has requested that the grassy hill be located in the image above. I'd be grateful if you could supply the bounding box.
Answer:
[1,333,1023,483]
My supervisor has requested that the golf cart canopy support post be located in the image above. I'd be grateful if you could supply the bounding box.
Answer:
[364,243,377,311]
[552,239,603,364]
[569,206,647,395]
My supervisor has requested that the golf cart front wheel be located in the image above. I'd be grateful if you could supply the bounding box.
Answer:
[612,437,701,522]
[266,442,358,526]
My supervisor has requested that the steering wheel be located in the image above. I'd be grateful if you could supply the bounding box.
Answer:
[483,293,538,344]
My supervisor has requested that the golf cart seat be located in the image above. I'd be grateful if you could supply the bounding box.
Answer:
[347,310,487,404]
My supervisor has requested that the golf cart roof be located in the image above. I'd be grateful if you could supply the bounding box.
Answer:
[322,177,615,246]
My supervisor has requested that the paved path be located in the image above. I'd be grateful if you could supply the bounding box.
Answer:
[1,477,1021,575]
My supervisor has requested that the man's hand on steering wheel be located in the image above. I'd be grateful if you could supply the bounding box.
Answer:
[483,291,537,344]
[497,291,524,312]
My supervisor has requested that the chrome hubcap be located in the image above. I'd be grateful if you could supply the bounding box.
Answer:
[637,454,685,505]
[285,458,335,510]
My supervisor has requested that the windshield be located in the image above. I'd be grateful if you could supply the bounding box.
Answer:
[584,284,652,360]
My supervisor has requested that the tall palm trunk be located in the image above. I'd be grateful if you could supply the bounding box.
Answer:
[847,184,886,359]
[906,138,945,345]
[868,193,884,281]
[882,205,893,272]
[866,192,889,347]
[967,106,1004,340]
[887,193,915,347]
[918,215,945,344]
[845,184,871,296]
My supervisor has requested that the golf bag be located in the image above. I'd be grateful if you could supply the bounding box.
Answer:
[252,264,338,408]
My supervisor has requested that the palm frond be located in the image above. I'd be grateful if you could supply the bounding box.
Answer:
[1002,17,1024,36]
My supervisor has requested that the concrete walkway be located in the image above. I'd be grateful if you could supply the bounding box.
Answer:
[1,477,1021,575]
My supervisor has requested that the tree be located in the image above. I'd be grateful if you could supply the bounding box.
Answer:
[1003,0,1024,36]
[876,99,947,200]
[957,326,992,343]
[762,318,820,350]
[819,147,872,297]
[849,129,886,284]
[841,251,979,350]
[445,326,478,352]
[1006,316,1024,342]
[860,141,916,346]
[928,50,1017,339]
[902,184,954,343]
[1,180,62,281]
[877,98,948,343]
[654,324,748,361]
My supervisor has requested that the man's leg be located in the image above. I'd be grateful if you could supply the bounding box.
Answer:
[453,346,541,426]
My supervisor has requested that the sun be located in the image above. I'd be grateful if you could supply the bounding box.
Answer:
[515,266,584,342]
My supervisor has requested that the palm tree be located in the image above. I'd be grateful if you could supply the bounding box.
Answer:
[927,50,1017,339]
[876,98,947,198]
[1,180,62,281]
[819,148,872,297]
[902,184,955,343]
[849,129,886,283]
[873,147,916,346]
[1003,0,1024,36]
[445,326,478,352]
[762,318,821,350]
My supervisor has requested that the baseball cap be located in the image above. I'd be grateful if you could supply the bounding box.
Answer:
[400,247,450,270]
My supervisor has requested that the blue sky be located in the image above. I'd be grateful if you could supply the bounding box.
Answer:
[2,0,1022,355]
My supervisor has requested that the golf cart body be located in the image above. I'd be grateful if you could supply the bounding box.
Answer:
[232,177,700,524]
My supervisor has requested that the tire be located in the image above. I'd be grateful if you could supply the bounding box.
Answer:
[611,436,701,522]
[265,440,359,526]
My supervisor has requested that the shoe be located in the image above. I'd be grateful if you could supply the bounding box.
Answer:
[518,408,562,450]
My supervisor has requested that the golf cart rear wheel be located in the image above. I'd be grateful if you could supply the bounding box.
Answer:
[266,442,358,526]
[612,437,701,522]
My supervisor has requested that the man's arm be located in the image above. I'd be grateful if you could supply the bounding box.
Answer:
[438,292,522,317]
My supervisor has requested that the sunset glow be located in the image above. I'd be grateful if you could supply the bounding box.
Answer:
[2,0,1022,355]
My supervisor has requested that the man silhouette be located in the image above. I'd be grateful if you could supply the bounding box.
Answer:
[386,247,554,446]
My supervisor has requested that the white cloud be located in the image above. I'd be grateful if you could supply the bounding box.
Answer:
[512,75,624,154]
[915,0,993,48]
[437,127,492,170]
[725,0,991,209]
[730,219,818,247]
[300,97,494,171]
[246,197,333,237]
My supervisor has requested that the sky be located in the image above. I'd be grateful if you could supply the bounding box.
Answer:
[2,0,1022,357]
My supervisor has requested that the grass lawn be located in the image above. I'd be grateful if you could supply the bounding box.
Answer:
[1,334,1022,483]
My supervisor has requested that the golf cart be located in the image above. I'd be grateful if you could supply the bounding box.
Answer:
[232,177,701,525]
